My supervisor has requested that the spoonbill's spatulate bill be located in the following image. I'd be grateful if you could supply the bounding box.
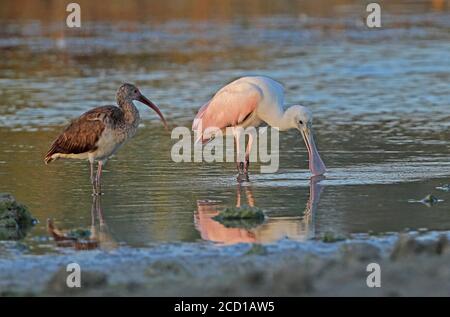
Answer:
[192,76,326,176]
[44,83,168,195]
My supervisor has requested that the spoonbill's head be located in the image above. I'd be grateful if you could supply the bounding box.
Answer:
[116,83,169,130]
[287,105,327,176]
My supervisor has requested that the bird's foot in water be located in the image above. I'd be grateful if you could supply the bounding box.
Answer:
[236,162,249,182]
[244,158,250,174]
[236,161,245,174]
[91,182,104,196]
[91,188,104,196]
[237,173,249,182]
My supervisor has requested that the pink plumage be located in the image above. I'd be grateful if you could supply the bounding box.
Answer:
[193,80,261,143]
[192,76,326,176]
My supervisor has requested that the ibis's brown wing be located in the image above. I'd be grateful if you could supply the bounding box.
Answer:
[44,106,122,163]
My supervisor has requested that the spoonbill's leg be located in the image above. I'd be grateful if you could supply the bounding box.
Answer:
[244,130,256,174]
[244,185,255,207]
[236,182,242,207]
[95,160,104,195]
[234,128,245,174]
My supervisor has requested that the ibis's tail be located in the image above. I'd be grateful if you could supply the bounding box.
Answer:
[44,155,54,165]
[44,147,58,164]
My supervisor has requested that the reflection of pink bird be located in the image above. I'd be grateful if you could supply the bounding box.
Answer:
[193,76,326,175]
[194,176,324,245]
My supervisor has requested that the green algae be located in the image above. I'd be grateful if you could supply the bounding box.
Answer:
[321,231,347,243]
[0,193,36,240]
[213,205,266,229]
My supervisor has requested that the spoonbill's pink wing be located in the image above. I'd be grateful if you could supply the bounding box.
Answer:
[192,101,210,131]
[193,82,261,143]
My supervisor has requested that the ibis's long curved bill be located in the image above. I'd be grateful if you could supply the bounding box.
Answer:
[300,127,326,176]
[139,95,169,130]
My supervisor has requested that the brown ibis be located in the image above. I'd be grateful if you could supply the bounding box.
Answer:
[44,83,168,195]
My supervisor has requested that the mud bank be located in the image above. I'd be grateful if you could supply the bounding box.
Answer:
[1,232,450,296]
[0,193,35,240]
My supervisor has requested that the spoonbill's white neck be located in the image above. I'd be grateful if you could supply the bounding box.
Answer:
[262,103,326,176]
[265,105,299,131]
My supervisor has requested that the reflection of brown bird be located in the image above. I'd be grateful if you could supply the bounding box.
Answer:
[44,84,168,195]
[47,195,117,251]
[194,176,324,245]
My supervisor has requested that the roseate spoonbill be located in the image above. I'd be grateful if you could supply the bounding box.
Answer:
[192,76,326,175]
[44,83,168,195]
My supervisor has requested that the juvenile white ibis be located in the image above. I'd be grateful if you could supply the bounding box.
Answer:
[44,83,168,195]
[192,76,326,175]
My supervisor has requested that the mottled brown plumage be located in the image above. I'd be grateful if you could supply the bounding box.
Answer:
[44,83,168,195]
[44,106,123,164]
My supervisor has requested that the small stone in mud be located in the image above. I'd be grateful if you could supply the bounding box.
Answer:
[0,193,36,240]
[436,184,450,192]
[421,194,440,205]
[321,231,346,243]
[213,205,265,229]
[245,244,268,256]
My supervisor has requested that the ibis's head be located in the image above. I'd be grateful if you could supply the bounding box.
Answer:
[117,83,168,130]
[287,105,326,176]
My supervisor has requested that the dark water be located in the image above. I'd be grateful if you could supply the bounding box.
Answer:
[0,1,449,253]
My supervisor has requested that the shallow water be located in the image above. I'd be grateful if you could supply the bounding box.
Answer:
[0,1,449,254]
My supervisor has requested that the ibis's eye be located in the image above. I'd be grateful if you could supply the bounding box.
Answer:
[134,89,138,94]
[299,120,304,125]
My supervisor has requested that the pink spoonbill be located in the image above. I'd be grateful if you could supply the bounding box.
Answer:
[192,76,326,176]
[44,83,168,195]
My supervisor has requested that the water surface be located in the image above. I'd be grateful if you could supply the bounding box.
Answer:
[0,0,449,254]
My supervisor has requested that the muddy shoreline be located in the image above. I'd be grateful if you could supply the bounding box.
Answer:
[1,231,450,296]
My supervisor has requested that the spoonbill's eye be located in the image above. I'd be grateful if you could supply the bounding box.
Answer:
[299,120,303,125]
[134,89,138,94]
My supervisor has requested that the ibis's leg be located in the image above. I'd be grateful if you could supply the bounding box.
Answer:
[96,194,106,226]
[90,160,96,195]
[91,195,96,226]
[89,195,98,241]
[95,161,104,195]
